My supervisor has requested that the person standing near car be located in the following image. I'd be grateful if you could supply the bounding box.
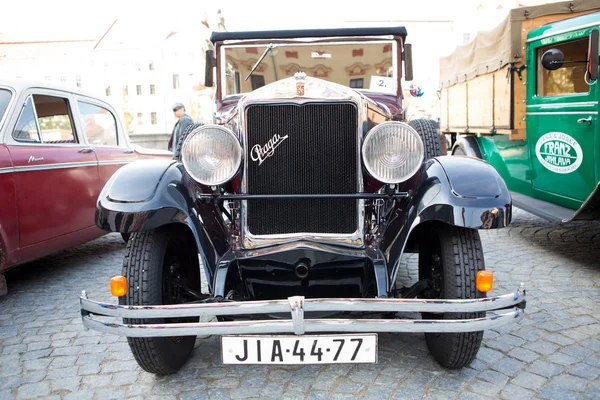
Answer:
[168,103,194,151]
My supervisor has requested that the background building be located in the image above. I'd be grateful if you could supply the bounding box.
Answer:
[0,8,225,148]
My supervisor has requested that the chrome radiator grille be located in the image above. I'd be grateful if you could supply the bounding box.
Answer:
[245,102,358,235]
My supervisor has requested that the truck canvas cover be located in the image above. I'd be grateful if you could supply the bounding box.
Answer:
[440,0,600,87]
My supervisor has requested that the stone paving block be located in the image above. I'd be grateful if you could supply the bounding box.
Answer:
[306,391,329,400]
[23,370,47,384]
[81,374,113,389]
[568,362,600,380]
[50,376,82,392]
[499,383,534,400]
[489,357,525,376]
[478,369,509,386]
[523,340,560,356]
[16,381,51,399]
[538,386,582,400]
[180,390,209,400]
[424,389,460,400]
[546,374,588,392]
[260,381,285,398]
[527,360,565,378]
[362,385,394,400]
[510,371,547,390]
[466,379,503,397]
[0,375,22,390]
[333,380,366,393]
[46,366,79,380]
[207,388,230,400]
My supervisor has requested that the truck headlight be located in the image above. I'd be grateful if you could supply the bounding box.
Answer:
[182,125,242,186]
[362,121,424,184]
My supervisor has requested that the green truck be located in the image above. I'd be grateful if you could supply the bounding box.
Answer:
[440,1,600,222]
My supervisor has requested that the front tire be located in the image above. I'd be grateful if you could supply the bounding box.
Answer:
[122,228,200,375]
[418,224,485,368]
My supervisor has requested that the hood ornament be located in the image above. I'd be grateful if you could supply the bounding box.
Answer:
[294,72,307,96]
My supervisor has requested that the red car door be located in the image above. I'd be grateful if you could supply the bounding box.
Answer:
[7,91,101,247]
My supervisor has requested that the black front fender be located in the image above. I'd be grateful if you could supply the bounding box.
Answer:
[95,159,229,289]
[382,156,511,284]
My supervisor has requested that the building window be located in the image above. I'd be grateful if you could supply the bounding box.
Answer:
[137,113,143,125]
[44,76,51,81]
[151,112,157,125]
[60,76,66,83]
[173,74,180,89]
[105,86,111,96]
[76,75,82,87]
[350,78,364,89]
[123,86,129,96]
[136,85,142,95]
[149,61,154,71]
[150,84,156,94]
[463,33,471,44]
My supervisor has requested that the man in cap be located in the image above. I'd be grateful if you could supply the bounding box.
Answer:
[168,103,194,151]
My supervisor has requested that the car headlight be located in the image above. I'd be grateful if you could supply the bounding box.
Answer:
[182,125,242,186]
[362,121,424,184]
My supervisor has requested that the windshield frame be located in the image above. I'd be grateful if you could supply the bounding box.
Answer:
[217,36,401,101]
[0,86,15,139]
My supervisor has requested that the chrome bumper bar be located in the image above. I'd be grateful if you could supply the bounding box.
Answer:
[80,285,526,337]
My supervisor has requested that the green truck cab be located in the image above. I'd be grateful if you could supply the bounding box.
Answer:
[440,1,600,222]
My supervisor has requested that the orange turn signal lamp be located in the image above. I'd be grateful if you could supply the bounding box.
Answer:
[476,270,494,293]
[110,275,128,297]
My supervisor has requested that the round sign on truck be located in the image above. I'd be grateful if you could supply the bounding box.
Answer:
[535,132,583,174]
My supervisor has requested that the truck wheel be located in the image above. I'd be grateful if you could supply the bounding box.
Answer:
[122,228,201,375]
[409,119,442,159]
[173,123,202,161]
[418,224,485,368]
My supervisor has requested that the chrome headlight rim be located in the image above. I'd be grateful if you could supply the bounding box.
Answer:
[181,124,243,186]
[361,121,424,184]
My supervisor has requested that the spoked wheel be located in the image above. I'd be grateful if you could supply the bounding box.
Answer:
[418,224,485,368]
[121,228,201,375]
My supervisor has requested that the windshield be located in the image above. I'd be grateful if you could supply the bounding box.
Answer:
[0,89,12,126]
[222,40,397,96]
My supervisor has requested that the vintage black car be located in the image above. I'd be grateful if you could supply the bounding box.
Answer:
[80,27,526,375]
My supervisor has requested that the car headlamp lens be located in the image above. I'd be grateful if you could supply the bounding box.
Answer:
[181,125,242,186]
[362,121,424,184]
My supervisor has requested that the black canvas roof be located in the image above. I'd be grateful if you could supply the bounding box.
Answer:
[210,26,407,43]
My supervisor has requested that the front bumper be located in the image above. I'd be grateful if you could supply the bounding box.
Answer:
[80,285,526,337]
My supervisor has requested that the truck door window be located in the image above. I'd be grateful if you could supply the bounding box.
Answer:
[537,38,589,97]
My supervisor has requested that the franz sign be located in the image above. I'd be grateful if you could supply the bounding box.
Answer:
[535,132,583,174]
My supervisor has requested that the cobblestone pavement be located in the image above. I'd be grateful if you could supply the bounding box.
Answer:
[1,208,599,400]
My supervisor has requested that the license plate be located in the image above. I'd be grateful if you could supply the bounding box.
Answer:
[221,334,377,364]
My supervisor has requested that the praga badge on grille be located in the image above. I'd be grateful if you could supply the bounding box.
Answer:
[250,134,289,165]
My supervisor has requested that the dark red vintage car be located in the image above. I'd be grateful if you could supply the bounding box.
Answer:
[0,79,171,295]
